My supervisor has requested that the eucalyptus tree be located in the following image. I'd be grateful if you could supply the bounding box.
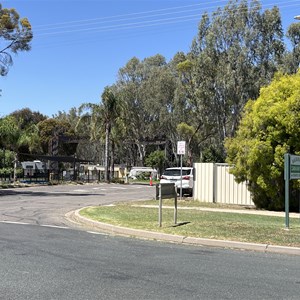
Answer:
[117,56,153,165]
[283,22,300,74]
[181,0,285,161]
[116,54,177,166]
[174,55,215,164]
[53,107,81,131]
[140,55,178,153]
[0,4,32,76]
[163,52,199,165]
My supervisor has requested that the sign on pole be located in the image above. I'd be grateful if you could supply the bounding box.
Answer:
[289,154,300,179]
[284,153,300,229]
[284,153,290,229]
[177,141,186,155]
[177,141,185,200]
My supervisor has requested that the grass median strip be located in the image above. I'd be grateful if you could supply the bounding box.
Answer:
[80,200,300,247]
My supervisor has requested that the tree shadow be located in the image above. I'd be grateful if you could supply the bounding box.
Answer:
[171,221,191,227]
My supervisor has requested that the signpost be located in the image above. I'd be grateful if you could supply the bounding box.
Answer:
[177,141,186,200]
[156,183,177,227]
[284,153,300,228]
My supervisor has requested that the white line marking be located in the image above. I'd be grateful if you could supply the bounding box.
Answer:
[1,221,30,225]
[87,231,108,236]
[0,221,69,230]
[40,225,69,229]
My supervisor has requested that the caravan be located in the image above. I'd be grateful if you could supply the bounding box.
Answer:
[128,167,157,180]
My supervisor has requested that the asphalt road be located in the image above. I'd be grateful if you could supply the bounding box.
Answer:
[0,183,300,299]
[1,222,299,300]
[0,183,155,226]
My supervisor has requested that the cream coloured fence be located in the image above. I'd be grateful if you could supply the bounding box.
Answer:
[193,163,254,206]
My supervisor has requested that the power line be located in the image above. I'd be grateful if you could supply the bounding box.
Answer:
[35,13,203,37]
[32,0,300,38]
[33,0,300,29]
[33,1,229,29]
[29,0,300,50]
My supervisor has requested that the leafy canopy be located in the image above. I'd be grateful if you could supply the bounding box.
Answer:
[225,71,300,211]
[0,4,32,76]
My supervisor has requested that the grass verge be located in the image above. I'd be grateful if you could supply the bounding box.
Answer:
[80,200,300,247]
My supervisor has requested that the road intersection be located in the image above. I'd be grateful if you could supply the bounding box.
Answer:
[0,182,299,255]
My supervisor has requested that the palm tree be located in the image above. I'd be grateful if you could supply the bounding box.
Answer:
[77,86,119,182]
[101,86,118,182]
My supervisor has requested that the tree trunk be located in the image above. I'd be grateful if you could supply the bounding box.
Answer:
[13,152,18,183]
[104,123,110,182]
[136,142,145,166]
[110,139,115,179]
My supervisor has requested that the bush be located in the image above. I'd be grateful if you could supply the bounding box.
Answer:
[225,72,300,211]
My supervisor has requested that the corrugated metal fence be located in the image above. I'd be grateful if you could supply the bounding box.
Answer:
[193,163,254,206]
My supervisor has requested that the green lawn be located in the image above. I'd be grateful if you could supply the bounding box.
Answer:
[80,200,300,247]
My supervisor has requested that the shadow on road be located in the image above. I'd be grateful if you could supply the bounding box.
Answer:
[0,189,105,197]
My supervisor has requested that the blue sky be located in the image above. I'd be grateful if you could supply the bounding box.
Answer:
[0,0,300,118]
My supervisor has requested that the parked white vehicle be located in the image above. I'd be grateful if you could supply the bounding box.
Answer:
[160,167,194,196]
[128,167,157,180]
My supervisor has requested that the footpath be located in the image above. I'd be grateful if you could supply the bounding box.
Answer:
[65,206,300,256]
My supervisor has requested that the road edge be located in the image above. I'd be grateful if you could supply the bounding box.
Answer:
[65,208,300,256]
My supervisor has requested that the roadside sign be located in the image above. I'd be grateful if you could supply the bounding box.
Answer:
[284,153,300,229]
[289,154,300,179]
[177,141,186,155]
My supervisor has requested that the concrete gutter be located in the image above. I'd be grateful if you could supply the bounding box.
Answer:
[65,208,300,256]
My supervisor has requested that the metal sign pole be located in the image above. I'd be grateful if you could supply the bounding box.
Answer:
[159,184,162,227]
[284,153,290,229]
[177,141,185,201]
[180,154,183,201]
[174,190,177,224]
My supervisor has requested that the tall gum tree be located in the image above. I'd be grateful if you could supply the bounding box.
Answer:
[116,55,176,166]
[283,22,300,74]
[0,4,32,76]
[183,0,285,161]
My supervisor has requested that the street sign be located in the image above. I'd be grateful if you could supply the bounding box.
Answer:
[289,154,300,179]
[177,141,186,155]
[284,153,300,229]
